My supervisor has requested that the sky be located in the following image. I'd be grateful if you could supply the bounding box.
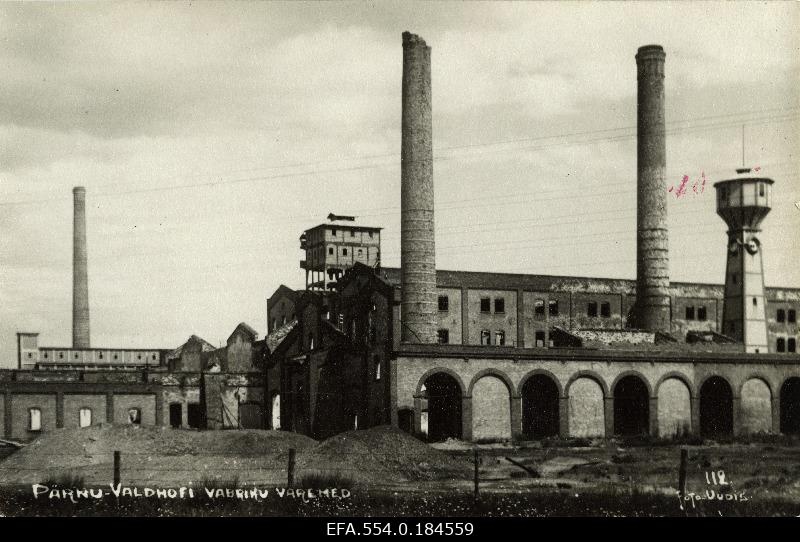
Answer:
[1,1,798,367]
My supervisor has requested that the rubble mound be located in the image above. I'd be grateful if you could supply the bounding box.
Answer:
[297,425,472,485]
[0,424,315,486]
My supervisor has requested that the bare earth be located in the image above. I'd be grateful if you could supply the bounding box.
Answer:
[1,425,798,511]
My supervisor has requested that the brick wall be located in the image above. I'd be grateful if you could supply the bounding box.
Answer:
[467,289,517,345]
[112,394,156,426]
[471,375,512,441]
[10,394,57,440]
[567,377,605,437]
[740,378,772,433]
[435,287,462,344]
[656,377,691,437]
[62,394,107,428]
[393,350,800,441]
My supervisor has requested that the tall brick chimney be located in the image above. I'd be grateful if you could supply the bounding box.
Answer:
[400,31,437,344]
[72,186,90,348]
[634,45,671,333]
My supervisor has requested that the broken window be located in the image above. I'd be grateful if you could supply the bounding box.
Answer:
[328,247,334,255]
[495,330,505,346]
[587,302,598,317]
[790,310,797,323]
[759,182,765,197]
[777,338,786,352]
[698,306,707,321]
[548,300,559,317]
[79,408,92,428]
[686,306,695,320]
[437,329,450,344]
[331,229,337,236]
[350,230,355,237]
[343,248,348,256]
[778,309,786,323]
[438,295,449,312]
[753,297,758,307]
[480,298,491,313]
[29,408,42,431]
[600,302,611,318]
[480,330,491,345]
[534,299,545,318]
[535,331,546,348]
[789,338,797,353]
[494,298,505,314]
[128,408,141,425]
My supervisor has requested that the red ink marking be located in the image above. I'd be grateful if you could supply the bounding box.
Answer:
[675,175,689,198]
[670,172,708,198]
[754,166,761,172]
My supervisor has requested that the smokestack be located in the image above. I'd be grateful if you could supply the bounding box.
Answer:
[72,186,90,348]
[634,45,670,333]
[400,31,437,344]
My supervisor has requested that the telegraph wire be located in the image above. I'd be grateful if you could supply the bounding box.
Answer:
[1,109,797,207]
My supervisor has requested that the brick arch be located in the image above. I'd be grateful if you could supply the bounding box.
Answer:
[737,374,775,398]
[565,370,610,398]
[654,371,696,399]
[517,369,564,398]
[698,374,736,397]
[414,368,467,397]
[467,368,516,398]
[739,375,774,434]
[610,370,653,398]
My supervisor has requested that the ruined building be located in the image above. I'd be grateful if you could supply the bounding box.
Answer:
[5,33,800,445]
[265,35,800,442]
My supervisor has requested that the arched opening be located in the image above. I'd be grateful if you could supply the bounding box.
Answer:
[613,375,650,436]
[521,374,560,439]
[780,377,800,434]
[568,377,605,438]
[471,375,511,441]
[657,378,691,438]
[700,377,733,436]
[422,372,462,442]
[740,378,772,434]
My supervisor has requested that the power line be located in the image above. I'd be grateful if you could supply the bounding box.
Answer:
[2,110,797,207]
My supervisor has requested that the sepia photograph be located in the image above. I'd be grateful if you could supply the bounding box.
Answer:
[0,0,798,525]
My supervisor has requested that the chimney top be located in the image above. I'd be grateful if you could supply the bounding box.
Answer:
[402,31,428,48]
[735,167,752,174]
[73,186,86,193]
[636,44,665,62]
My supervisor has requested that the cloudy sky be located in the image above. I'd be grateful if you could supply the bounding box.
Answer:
[1,1,798,366]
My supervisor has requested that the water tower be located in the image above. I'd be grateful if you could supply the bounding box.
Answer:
[715,168,774,353]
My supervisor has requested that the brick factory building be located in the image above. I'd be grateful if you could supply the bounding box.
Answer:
[4,33,800,445]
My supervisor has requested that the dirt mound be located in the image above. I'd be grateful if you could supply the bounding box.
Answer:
[0,424,315,486]
[296,425,472,485]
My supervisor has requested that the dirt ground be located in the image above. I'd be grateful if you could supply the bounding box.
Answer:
[0,424,316,486]
[432,438,800,508]
[1,425,799,516]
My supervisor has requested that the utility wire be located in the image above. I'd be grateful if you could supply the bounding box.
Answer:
[1,109,797,207]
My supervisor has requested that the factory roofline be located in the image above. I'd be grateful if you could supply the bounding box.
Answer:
[394,342,800,364]
[37,346,171,352]
[303,223,383,232]
[377,267,800,294]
